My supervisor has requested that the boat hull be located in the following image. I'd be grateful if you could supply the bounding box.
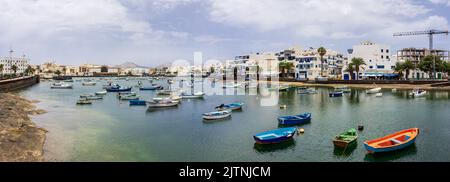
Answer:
[333,139,357,148]
[364,128,419,154]
[253,135,294,144]
[106,88,132,92]
[278,113,311,125]
[329,92,343,97]
[253,128,297,145]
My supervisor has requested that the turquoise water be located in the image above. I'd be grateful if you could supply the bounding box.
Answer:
[19,78,450,162]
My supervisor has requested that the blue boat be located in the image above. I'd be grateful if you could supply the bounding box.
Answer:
[129,100,147,106]
[106,86,132,92]
[278,113,311,125]
[215,102,245,111]
[253,127,297,144]
[329,91,343,97]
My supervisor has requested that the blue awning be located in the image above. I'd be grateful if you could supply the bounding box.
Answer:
[383,74,399,77]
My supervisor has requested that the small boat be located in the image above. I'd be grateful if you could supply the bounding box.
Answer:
[129,100,147,106]
[375,93,383,97]
[278,113,312,125]
[253,127,297,144]
[366,87,382,94]
[147,100,179,108]
[364,128,419,154]
[335,86,351,93]
[63,79,74,83]
[409,89,427,98]
[157,90,174,96]
[202,110,232,120]
[50,82,73,89]
[392,88,397,93]
[106,86,132,92]
[80,93,95,98]
[95,91,107,95]
[117,92,137,98]
[82,82,97,86]
[76,98,92,105]
[333,128,358,148]
[298,88,318,94]
[153,95,182,102]
[329,91,343,97]
[215,102,244,111]
[85,96,103,100]
[181,92,205,99]
[139,84,163,90]
[120,95,140,100]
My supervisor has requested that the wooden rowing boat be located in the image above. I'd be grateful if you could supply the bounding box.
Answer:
[364,128,419,154]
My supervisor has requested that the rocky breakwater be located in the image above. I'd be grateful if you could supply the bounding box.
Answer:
[0,93,47,162]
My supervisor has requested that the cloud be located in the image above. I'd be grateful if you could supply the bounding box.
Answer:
[429,0,450,6]
[207,0,447,40]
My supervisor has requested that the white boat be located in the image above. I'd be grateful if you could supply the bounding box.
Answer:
[181,92,205,99]
[120,95,140,100]
[375,93,383,97]
[410,89,427,98]
[366,87,382,94]
[147,100,179,108]
[51,82,73,89]
[392,88,397,93]
[82,82,96,86]
[76,98,92,105]
[202,110,232,120]
[85,96,103,100]
[153,95,182,102]
[95,91,107,95]
[80,93,95,98]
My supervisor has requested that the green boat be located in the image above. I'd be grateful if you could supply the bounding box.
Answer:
[333,129,358,148]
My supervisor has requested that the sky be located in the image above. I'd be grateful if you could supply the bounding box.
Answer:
[0,0,449,67]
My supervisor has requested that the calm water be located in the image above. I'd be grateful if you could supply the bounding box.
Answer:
[19,78,450,162]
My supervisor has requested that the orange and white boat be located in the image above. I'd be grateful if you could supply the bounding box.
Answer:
[364,128,419,153]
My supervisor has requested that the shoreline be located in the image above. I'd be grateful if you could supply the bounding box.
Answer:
[262,81,450,91]
[0,93,47,162]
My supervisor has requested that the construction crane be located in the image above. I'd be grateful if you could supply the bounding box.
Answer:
[393,29,449,79]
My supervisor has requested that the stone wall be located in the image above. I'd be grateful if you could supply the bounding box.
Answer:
[0,76,40,92]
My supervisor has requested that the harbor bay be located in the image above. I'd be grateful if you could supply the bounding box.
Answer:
[19,77,450,162]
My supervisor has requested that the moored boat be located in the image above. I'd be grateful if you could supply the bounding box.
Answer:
[333,128,358,148]
[364,128,419,154]
[129,100,147,106]
[139,84,163,90]
[366,87,382,94]
[375,93,383,97]
[253,127,297,144]
[120,94,140,100]
[298,88,318,94]
[76,98,92,105]
[106,86,132,92]
[278,113,311,125]
[95,90,107,95]
[50,82,73,89]
[335,86,351,93]
[181,92,205,99]
[202,110,232,120]
[409,89,427,98]
[85,96,103,100]
[147,100,179,108]
[82,82,97,86]
[215,102,244,111]
[329,91,343,97]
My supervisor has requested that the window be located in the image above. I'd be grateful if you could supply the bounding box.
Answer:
[369,66,373,69]
[381,49,384,53]
[381,55,384,59]
[386,49,389,53]
[377,65,385,69]
[386,56,389,59]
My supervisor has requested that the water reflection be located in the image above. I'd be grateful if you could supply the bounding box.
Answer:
[333,142,358,157]
[364,144,418,162]
[253,139,296,154]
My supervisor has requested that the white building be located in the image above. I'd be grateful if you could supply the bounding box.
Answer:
[295,48,345,80]
[343,41,397,80]
[227,52,279,78]
[0,56,29,75]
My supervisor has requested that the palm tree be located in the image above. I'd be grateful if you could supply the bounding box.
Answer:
[11,64,18,77]
[256,65,262,81]
[394,62,404,80]
[402,60,414,80]
[0,64,3,79]
[350,58,365,80]
[24,65,33,76]
[317,47,327,77]
[278,61,294,78]
[344,63,355,80]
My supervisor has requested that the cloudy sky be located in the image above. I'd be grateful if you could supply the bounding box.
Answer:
[0,0,449,66]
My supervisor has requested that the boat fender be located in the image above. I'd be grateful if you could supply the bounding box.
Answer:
[298,128,305,134]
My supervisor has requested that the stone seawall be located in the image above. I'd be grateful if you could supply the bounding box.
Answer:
[0,76,40,92]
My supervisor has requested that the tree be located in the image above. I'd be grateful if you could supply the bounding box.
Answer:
[101,66,108,73]
[418,55,435,78]
[11,64,18,77]
[25,65,33,76]
[350,58,365,80]
[402,60,414,80]
[0,64,3,78]
[210,66,215,74]
[318,47,327,77]
[62,67,67,75]
[344,63,355,80]
[394,62,404,80]
[55,70,62,76]
[278,61,294,78]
